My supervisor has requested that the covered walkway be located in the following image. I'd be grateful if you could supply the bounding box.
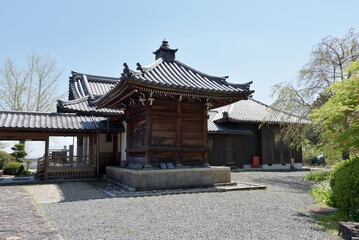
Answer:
[0,111,124,180]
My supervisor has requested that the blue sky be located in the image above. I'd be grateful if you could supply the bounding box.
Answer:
[1,0,359,106]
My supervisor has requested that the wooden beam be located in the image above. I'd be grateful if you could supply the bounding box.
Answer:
[44,136,49,180]
[108,89,138,108]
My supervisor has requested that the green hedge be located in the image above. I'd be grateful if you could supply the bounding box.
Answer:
[3,161,24,175]
[329,157,359,221]
[0,151,16,170]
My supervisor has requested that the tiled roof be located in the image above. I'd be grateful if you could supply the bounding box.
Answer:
[57,96,123,116]
[69,71,120,100]
[208,110,253,134]
[95,40,253,108]
[59,72,124,116]
[122,58,252,95]
[210,98,309,125]
[0,111,124,132]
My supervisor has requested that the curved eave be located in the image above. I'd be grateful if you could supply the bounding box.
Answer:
[126,77,253,98]
[214,118,310,125]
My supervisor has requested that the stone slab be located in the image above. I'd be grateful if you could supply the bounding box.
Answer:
[106,166,231,190]
[0,186,63,239]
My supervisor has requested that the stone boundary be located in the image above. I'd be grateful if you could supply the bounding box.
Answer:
[90,179,267,198]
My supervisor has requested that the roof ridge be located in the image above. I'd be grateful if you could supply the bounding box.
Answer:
[139,58,163,72]
[174,59,228,80]
[58,96,89,105]
[72,71,120,81]
[248,98,269,107]
[0,110,79,116]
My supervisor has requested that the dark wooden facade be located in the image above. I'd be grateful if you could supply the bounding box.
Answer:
[208,124,303,168]
[126,100,208,167]
[94,40,253,168]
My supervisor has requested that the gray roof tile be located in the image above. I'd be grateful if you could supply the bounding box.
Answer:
[208,98,309,133]
[57,96,122,116]
[125,58,252,94]
[0,111,123,132]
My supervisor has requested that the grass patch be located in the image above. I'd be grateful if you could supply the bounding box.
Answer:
[310,181,333,205]
[304,170,331,181]
[313,212,339,236]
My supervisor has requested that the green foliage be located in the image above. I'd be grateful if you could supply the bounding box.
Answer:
[22,170,32,175]
[329,157,359,221]
[346,61,359,77]
[0,150,15,169]
[3,161,24,175]
[10,143,27,162]
[311,73,359,155]
[305,170,330,181]
[271,29,359,157]
[310,181,333,205]
[24,159,32,171]
[0,142,7,150]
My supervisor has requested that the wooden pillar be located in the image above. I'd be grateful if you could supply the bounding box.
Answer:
[203,108,209,166]
[113,133,118,165]
[96,133,100,178]
[176,101,182,167]
[144,103,152,168]
[125,110,130,164]
[44,136,49,180]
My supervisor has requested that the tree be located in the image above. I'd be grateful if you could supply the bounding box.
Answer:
[11,143,27,162]
[270,29,359,162]
[0,142,7,150]
[272,28,359,118]
[311,63,359,158]
[0,51,64,112]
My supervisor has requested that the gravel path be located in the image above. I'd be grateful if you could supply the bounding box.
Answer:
[37,171,340,240]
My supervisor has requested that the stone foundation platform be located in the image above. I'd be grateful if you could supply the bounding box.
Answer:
[106,166,231,190]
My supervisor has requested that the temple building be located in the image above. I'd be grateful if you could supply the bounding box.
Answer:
[0,40,304,188]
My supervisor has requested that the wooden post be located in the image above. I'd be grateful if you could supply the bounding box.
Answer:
[176,101,182,167]
[125,110,130,164]
[44,136,49,180]
[113,134,118,165]
[144,103,153,168]
[203,108,209,167]
[96,133,100,178]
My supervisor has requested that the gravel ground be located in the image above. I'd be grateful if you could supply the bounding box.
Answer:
[37,171,340,240]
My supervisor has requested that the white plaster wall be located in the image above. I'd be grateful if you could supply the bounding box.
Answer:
[121,121,127,161]
[99,134,113,152]
[262,163,290,170]
[294,163,303,169]
[242,163,302,170]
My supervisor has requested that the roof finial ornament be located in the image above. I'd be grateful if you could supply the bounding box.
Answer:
[136,62,144,73]
[162,38,169,48]
[122,62,132,77]
[153,39,178,61]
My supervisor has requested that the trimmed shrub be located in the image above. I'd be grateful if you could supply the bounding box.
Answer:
[329,157,359,221]
[3,161,24,175]
[0,151,16,170]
